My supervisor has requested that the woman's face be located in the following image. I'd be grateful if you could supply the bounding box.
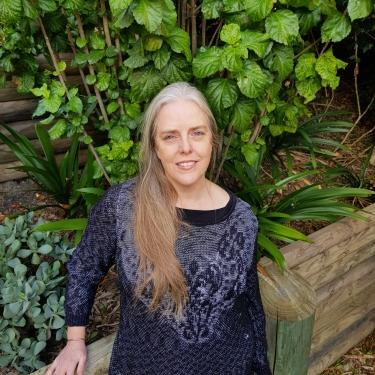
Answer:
[154,99,213,192]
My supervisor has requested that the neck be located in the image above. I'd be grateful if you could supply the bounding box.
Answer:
[174,178,213,209]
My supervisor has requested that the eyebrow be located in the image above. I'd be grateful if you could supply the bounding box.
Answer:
[159,125,209,135]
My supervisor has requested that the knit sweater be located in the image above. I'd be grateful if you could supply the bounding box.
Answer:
[65,178,272,375]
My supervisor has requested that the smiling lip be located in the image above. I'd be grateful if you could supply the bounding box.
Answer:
[176,161,197,170]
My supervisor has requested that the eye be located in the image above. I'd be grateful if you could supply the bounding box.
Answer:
[193,131,205,136]
[163,134,176,140]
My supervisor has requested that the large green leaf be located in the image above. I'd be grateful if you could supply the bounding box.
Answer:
[296,77,321,103]
[231,99,256,133]
[265,10,300,45]
[38,0,57,12]
[161,57,192,83]
[263,45,294,81]
[205,78,239,118]
[128,67,166,102]
[165,28,192,61]
[295,53,317,80]
[243,0,274,22]
[237,61,270,99]
[109,0,132,15]
[321,12,351,42]
[96,72,111,91]
[123,54,149,68]
[192,47,223,78]
[0,0,21,24]
[241,143,258,166]
[222,45,247,72]
[152,46,171,69]
[220,23,241,45]
[298,9,321,35]
[315,49,347,89]
[133,0,163,32]
[347,0,372,21]
[240,31,272,58]
[202,0,223,19]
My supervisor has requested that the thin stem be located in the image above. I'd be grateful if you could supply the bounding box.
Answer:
[75,13,109,123]
[201,17,206,47]
[190,0,197,56]
[354,33,361,117]
[214,125,233,183]
[182,0,187,30]
[294,38,321,60]
[208,20,223,48]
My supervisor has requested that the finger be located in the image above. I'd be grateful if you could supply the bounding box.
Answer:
[45,363,55,375]
[76,357,86,375]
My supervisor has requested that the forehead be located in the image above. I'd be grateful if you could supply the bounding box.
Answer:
[154,100,209,132]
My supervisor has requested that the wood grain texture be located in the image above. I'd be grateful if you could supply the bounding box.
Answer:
[0,99,39,122]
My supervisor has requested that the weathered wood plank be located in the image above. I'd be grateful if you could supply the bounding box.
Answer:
[260,204,375,269]
[316,254,375,305]
[0,99,38,122]
[30,333,115,375]
[0,149,88,182]
[308,308,375,375]
[311,280,375,353]
[0,119,40,138]
[35,53,78,75]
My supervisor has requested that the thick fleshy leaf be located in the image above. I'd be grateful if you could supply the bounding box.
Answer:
[240,30,272,58]
[161,57,192,83]
[128,68,166,102]
[263,45,294,81]
[315,49,347,89]
[348,0,372,21]
[295,53,317,80]
[220,23,241,45]
[205,78,239,119]
[296,77,321,103]
[237,61,270,99]
[192,47,223,78]
[165,28,191,61]
[244,0,274,22]
[321,12,351,42]
[133,0,163,32]
[231,99,256,133]
[265,10,300,45]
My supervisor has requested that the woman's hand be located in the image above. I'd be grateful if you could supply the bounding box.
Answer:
[45,340,87,375]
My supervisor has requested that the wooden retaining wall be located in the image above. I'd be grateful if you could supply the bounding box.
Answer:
[260,202,375,375]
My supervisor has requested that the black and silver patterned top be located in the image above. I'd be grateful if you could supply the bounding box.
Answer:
[65,178,272,375]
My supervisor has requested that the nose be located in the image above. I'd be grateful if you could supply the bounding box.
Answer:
[179,135,193,154]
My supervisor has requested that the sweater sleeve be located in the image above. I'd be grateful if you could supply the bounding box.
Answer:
[64,185,120,326]
[246,224,272,375]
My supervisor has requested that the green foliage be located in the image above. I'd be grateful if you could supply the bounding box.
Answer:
[0,212,74,373]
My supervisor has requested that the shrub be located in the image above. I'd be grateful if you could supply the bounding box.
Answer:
[0,213,74,373]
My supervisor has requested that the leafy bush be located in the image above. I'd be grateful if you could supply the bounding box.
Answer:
[0,213,74,373]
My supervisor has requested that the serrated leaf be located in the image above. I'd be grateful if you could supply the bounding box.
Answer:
[240,31,272,58]
[296,77,321,103]
[39,0,57,12]
[263,45,294,81]
[31,83,49,98]
[50,81,66,97]
[298,9,321,35]
[107,101,119,114]
[87,50,105,64]
[202,0,223,19]
[123,54,149,68]
[205,78,238,120]
[144,36,163,51]
[192,47,223,78]
[265,10,300,45]
[85,74,96,85]
[109,126,130,142]
[16,73,35,94]
[222,45,247,72]
[315,49,347,89]
[48,119,67,139]
[231,99,256,132]
[76,37,87,48]
[133,0,163,32]
[321,12,351,42]
[152,46,171,69]
[348,0,372,21]
[237,61,270,99]
[128,68,166,102]
[241,143,258,166]
[44,95,62,113]
[96,72,111,91]
[220,23,241,45]
[295,53,317,80]
[90,33,106,50]
[66,96,83,113]
[165,28,192,61]
[109,0,132,14]
[244,0,274,22]
[161,57,192,83]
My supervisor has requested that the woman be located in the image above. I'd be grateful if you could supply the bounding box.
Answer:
[46,82,272,375]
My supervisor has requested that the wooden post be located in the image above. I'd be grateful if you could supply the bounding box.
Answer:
[259,262,317,375]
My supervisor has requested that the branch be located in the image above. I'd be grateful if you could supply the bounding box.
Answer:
[214,125,233,183]
[190,0,197,56]
[354,33,361,117]
[208,20,223,48]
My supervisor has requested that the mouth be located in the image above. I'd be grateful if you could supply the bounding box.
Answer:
[176,161,197,170]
